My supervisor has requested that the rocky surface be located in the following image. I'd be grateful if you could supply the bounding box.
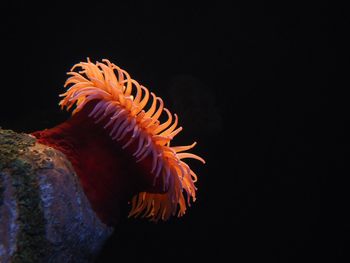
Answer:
[0,128,113,263]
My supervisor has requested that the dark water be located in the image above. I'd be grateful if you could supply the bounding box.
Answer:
[1,1,348,262]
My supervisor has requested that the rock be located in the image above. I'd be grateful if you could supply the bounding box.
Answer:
[0,128,113,263]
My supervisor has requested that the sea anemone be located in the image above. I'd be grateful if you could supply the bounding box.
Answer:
[32,58,205,224]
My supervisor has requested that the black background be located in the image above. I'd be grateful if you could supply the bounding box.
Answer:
[0,1,348,262]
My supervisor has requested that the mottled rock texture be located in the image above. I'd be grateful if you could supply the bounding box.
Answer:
[0,128,113,263]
